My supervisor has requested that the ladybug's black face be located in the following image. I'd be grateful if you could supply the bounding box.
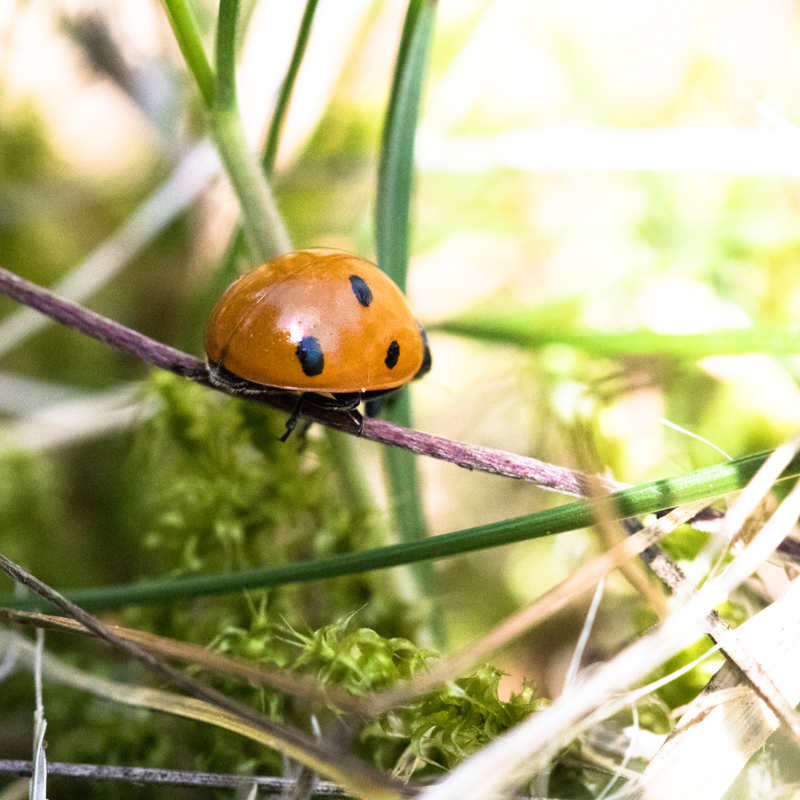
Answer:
[413,327,432,381]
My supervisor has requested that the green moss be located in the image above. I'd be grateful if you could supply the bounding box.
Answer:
[363,663,541,778]
[212,610,543,780]
[120,373,404,640]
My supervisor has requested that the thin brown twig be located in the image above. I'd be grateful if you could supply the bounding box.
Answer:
[0,608,364,714]
[0,759,346,795]
[0,266,615,495]
[0,552,409,799]
[644,543,800,745]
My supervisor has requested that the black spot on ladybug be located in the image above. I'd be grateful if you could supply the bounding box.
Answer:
[385,340,400,369]
[349,275,373,307]
[296,336,324,376]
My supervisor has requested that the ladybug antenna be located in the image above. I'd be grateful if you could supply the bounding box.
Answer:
[279,395,305,442]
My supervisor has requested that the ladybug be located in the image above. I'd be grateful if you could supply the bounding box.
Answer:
[205,249,431,439]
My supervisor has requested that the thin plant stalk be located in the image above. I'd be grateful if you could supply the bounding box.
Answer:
[160,0,214,105]
[6,447,795,612]
[434,315,800,359]
[375,0,440,645]
[162,0,289,261]
[262,0,320,176]
[184,0,322,337]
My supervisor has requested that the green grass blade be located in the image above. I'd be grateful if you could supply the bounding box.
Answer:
[182,2,320,345]
[162,0,290,262]
[375,0,439,644]
[207,0,290,261]
[210,109,290,262]
[199,0,320,291]
[262,0,320,176]
[375,0,436,287]
[161,0,214,107]
[6,447,790,613]
[434,310,800,359]
[381,394,444,646]
[214,0,240,113]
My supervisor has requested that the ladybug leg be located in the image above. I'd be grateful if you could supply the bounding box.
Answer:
[279,394,306,442]
[347,407,364,436]
[283,393,366,439]
[332,394,364,436]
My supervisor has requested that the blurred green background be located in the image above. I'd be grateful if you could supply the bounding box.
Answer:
[3,0,800,795]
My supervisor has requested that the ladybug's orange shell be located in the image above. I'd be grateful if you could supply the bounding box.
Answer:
[205,250,427,393]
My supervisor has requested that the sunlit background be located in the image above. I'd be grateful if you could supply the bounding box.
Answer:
[3,0,800,789]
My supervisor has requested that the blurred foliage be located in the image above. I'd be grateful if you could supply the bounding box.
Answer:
[658,522,712,563]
